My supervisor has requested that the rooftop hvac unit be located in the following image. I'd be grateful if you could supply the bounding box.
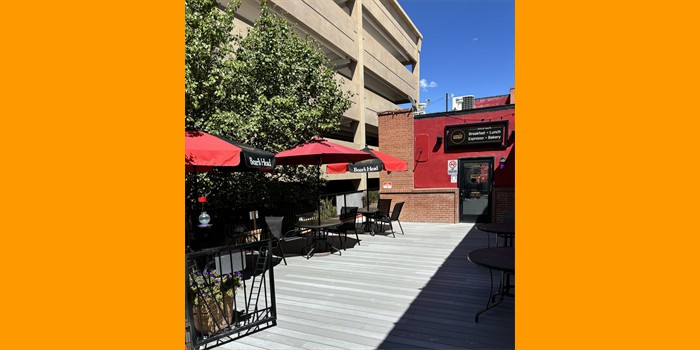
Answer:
[461,95,475,110]
[451,95,475,111]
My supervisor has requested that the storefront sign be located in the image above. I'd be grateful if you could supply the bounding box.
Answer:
[445,121,508,150]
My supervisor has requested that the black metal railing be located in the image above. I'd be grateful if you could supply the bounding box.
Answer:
[185,239,276,349]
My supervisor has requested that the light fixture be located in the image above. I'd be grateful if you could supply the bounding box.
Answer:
[198,210,211,225]
[499,156,506,169]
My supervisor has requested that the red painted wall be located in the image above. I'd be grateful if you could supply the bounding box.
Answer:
[413,107,515,189]
[475,95,510,108]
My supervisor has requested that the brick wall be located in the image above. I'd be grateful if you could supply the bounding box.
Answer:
[492,187,515,223]
[378,109,414,191]
[378,98,515,224]
[378,109,458,223]
[381,188,459,223]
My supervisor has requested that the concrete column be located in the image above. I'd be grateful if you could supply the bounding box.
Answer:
[352,0,367,192]
[413,37,422,104]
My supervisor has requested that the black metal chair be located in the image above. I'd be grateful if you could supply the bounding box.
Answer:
[265,216,305,265]
[377,202,405,237]
[372,198,391,231]
[374,198,392,233]
[377,198,392,216]
[332,206,359,250]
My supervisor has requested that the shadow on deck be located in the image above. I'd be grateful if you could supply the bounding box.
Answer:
[376,225,514,349]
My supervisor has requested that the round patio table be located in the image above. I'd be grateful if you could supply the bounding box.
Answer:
[475,223,515,247]
[296,219,344,258]
[468,247,514,322]
[357,208,380,236]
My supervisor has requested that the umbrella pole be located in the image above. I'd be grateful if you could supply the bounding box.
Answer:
[317,160,321,225]
[193,166,198,199]
[193,166,198,225]
[366,172,370,211]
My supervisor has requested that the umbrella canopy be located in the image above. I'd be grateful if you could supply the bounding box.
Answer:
[185,130,276,228]
[185,130,275,172]
[275,137,373,165]
[325,146,408,210]
[275,137,373,224]
[326,146,408,174]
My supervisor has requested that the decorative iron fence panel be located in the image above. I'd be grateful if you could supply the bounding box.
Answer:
[186,239,276,349]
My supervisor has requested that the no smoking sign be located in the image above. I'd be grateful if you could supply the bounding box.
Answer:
[447,159,458,175]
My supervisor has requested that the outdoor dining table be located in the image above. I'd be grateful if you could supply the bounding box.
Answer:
[475,223,515,247]
[296,219,344,258]
[467,247,514,322]
[357,208,380,235]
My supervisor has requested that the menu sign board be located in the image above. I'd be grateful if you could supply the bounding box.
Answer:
[445,121,508,150]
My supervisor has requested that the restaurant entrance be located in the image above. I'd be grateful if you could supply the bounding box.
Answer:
[458,157,493,223]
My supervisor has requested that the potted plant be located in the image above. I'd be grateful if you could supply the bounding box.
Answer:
[315,198,337,220]
[189,269,242,334]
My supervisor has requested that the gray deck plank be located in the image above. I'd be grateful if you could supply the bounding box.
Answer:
[215,222,514,349]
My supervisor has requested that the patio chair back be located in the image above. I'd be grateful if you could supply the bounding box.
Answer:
[376,201,405,236]
[377,198,392,217]
[340,206,358,221]
[265,215,304,265]
[336,206,359,250]
[390,202,404,221]
[265,216,284,240]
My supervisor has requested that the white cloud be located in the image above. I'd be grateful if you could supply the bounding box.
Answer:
[420,79,438,91]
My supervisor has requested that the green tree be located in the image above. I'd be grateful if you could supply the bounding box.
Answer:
[229,0,352,152]
[185,0,240,131]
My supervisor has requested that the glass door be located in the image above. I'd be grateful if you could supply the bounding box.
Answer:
[459,157,493,223]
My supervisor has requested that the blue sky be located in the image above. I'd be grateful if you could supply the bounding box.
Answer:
[397,0,514,113]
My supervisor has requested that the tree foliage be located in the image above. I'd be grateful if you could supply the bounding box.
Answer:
[229,1,352,153]
[185,0,240,131]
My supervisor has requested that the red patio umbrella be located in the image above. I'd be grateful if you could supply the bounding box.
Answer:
[275,137,374,224]
[185,130,275,172]
[326,146,408,210]
[326,146,407,173]
[185,130,276,226]
[275,137,373,166]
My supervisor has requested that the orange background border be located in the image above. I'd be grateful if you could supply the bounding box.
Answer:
[2,1,182,348]
[517,1,699,349]
[3,0,700,349]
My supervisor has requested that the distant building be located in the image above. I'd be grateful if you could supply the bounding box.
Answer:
[378,88,515,223]
[231,0,422,192]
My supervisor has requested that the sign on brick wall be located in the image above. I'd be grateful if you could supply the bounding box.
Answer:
[445,121,508,150]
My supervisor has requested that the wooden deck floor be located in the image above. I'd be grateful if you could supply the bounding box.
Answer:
[221,222,514,350]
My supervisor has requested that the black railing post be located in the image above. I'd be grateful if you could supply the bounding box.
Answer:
[267,237,277,324]
[185,258,197,350]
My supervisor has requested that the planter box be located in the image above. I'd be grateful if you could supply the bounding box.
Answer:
[193,295,233,334]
